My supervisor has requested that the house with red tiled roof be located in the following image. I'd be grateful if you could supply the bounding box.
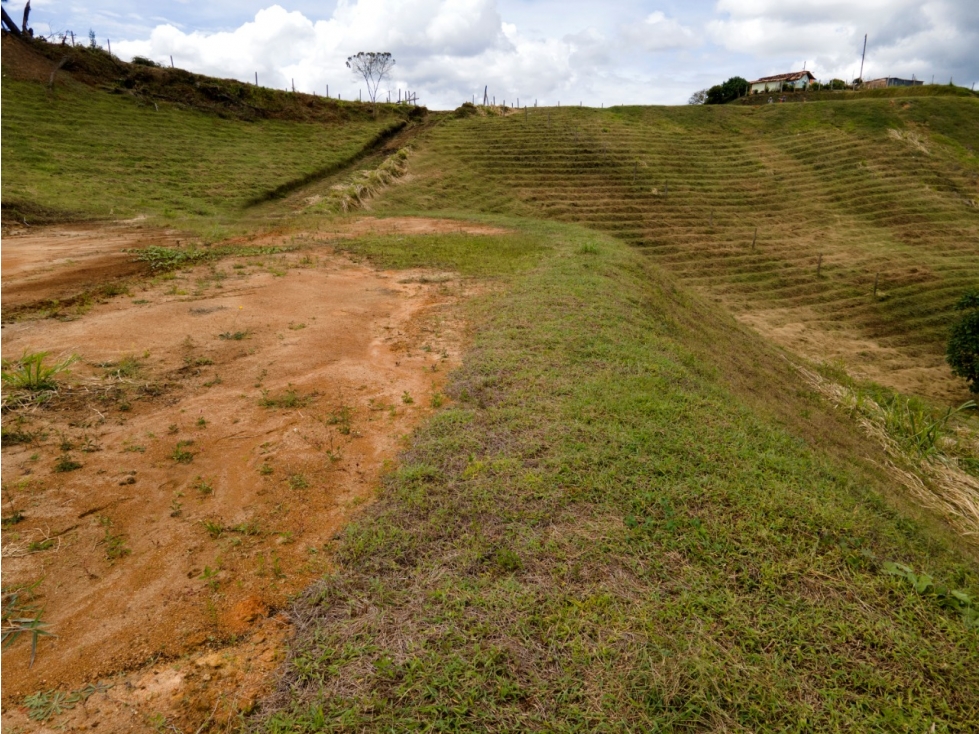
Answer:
[749,71,816,94]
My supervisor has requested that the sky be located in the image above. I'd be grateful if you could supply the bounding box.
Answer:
[18,0,979,108]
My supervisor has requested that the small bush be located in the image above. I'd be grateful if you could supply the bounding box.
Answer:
[947,290,979,393]
[131,56,159,67]
[54,454,82,473]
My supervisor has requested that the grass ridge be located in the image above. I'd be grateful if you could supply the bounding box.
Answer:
[258,225,979,732]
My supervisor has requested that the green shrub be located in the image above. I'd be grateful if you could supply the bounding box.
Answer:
[705,76,749,105]
[946,290,979,393]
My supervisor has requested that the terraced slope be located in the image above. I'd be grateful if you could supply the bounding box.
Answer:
[377,100,979,401]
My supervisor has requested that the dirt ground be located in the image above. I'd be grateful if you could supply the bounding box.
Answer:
[1,221,477,732]
[0,219,185,309]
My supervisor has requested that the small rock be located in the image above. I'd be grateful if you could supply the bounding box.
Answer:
[196,652,224,669]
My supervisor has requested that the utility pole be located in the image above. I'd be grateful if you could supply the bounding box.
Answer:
[859,34,867,82]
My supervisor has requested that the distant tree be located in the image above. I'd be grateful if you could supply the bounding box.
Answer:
[346,52,395,113]
[829,79,847,90]
[88,29,98,49]
[705,76,749,105]
[688,89,707,105]
[947,290,979,393]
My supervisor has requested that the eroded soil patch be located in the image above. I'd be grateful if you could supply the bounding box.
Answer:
[1,220,186,309]
[1,241,468,731]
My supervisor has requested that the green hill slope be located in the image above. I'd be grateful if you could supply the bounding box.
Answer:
[373,100,979,400]
[263,222,979,732]
[254,98,979,731]
[0,37,412,227]
[2,50,978,730]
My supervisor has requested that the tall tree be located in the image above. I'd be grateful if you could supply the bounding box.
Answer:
[346,52,396,113]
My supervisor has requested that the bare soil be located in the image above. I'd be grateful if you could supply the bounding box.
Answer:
[1,226,470,731]
[1,220,183,309]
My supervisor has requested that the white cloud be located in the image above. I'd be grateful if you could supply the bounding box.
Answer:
[88,0,978,107]
[113,1,696,108]
[708,0,979,83]
[114,2,595,107]
[622,11,698,52]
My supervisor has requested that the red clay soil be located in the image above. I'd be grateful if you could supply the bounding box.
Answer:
[1,229,472,732]
[1,220,183,309]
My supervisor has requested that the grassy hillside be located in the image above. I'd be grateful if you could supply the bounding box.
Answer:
[1,78,402,224]
[261,222,978,731]
[372,99,979,398]
[0,37,416,228]
[3,52,978,730]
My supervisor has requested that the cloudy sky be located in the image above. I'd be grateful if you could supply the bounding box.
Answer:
[19,0,979,108]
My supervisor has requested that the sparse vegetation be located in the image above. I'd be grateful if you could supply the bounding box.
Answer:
[192,476,214,496]
[135,245,292,272]
[53,454,82,473]
[23,682,112,722]
[171,440,195,464]
[219,330,250,341]
[288,474,309,490]
[260,388,314,409]
[327,406,353,435]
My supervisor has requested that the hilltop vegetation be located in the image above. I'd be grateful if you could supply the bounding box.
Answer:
[2,35,978,732]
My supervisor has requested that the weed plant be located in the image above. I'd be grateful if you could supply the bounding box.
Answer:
[2,583,54,667]
[1,352,76,392]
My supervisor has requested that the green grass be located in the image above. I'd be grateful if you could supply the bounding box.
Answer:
[5,61,979,728]
[0,76,400,225]
[258,221,979,732]
[368,99,979,394]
